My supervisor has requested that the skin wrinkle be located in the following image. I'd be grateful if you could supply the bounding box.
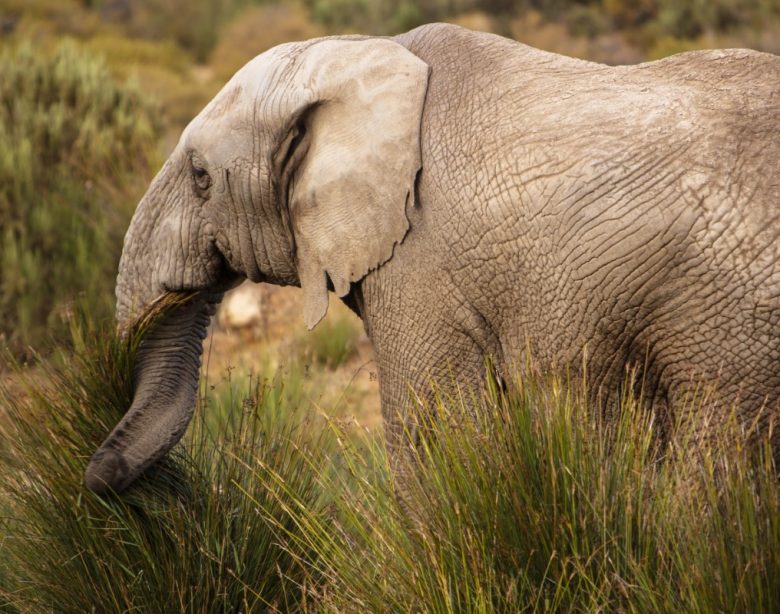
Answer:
[560,169,688,259]
[254,61,306,285]
[228,159,261,281]
[570,195,682,279]
[396,25,780,428]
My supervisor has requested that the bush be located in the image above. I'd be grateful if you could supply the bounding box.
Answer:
[0,308,331,612]
[0,42,159,357]
[0,0,101,39]
[115,0,259,62]
[655,0,757,39]
[83,33,212,128]
[303,0,444,34]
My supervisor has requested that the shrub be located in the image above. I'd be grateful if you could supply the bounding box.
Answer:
[655,0,757,39]
[117,0,254,62]
[0,0,101,39]
[83,33,213,128]
[303,0,446,34]
[0,306,331,612]
[305,0,372,30]
[0,42,158,357]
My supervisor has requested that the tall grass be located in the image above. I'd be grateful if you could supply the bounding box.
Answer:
[0,42,158,357]
[274,374,780,612]
[0,303,331,612]
[1,311,778,611]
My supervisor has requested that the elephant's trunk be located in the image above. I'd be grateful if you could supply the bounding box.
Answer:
[84,293,220,494]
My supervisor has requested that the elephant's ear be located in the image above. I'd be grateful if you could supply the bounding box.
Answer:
[286,39,429,329]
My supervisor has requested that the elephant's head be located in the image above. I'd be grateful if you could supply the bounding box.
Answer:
[84,38,429,494]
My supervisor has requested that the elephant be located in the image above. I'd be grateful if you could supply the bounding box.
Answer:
[85,23,780,494]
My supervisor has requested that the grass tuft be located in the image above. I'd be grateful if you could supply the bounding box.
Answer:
[0,309,330,612]
[273,372,780,612]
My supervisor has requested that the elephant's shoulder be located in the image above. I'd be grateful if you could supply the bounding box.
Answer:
[395,23,516,53]
[394,23,601,73]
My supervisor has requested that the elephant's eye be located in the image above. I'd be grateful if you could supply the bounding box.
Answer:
[192,165,211,192]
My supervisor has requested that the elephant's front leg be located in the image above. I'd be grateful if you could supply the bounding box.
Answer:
[368,308,494,452]
[365,314,495,516]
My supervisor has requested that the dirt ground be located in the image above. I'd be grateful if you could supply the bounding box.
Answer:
[205,282,383,430]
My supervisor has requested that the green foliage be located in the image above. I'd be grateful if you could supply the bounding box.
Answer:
[0,0,101,39]
[118,0,228,62]
[655,0,757,38]
[276,375,780,611]
[97,0,280,62]
[83,32,213,128]
[209,3,323,83]
[0,42,158,356]
[296,310,361,369]
[0,314,330,612]
[304,0,434,33]
[566,3,611,37]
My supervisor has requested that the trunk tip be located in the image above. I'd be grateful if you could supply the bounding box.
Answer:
[85,448,131,495]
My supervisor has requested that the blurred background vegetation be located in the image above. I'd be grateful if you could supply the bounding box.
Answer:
[1,0,778,357]
[1,2,778,610]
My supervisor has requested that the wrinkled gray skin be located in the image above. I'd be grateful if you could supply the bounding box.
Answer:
[85,24,780,494]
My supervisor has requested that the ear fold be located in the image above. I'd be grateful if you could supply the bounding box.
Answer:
[284,39,429,329]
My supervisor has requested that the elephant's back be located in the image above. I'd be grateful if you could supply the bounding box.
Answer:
[627,49,780,285]
[631,47,780,102]
[624,48,780,220]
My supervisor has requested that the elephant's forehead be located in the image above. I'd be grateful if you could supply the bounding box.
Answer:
[180,42,303,146]
[229,42,303,92]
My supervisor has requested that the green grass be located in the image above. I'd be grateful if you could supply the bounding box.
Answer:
[274,374,780,612]
[1,310,778,612]
[0,304,332,612]
[295,310,361,369]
